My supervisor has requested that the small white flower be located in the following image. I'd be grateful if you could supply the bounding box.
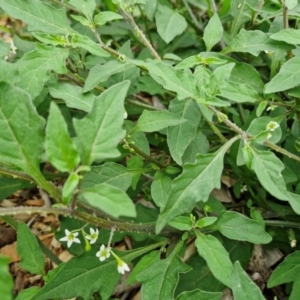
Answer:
[291,240,297,248]
[86,228,99,244]
[266,121,279,132]
[96,245,111,261]
[266,105,277,111]
[117,258,130,275]
[240,185,248,193]
[59,229,80,248]
[124,110,128,119]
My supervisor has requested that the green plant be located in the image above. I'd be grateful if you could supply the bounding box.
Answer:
[1,0,300,299]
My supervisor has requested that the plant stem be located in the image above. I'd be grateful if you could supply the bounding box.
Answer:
[182,0,202,31]
[265,220,300,229]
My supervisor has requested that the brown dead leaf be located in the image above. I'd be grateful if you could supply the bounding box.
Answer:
[0,241,20,262]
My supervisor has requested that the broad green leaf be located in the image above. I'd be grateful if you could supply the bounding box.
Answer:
[211,211,272,244]
[71,33,110,57]
[151,172,172,209]
[82,162,132,191]
[16,44,69,99]
[168,216,193,231]
[270,29,300,45]
[0,256,13,300]
[94,11,123,26]
[223,29,293,56]
[156,136,238,233]
[137,240,191,300]
[46,102,80,172]
[68,0,96,20]
[195,231,233,287]
[17,222,45,276]
[83,61,134,93]
[0,176,33,201]
[133,110,186,133]
[231,261,265,300]
[265,56,300,93]
[155,4,187,43]
[167,99,201,165]
[15,287,40,300]
[74,81,130,165]
[32,32,68,46]
[285,0,298,10]
[220,82,259,103]
[268,251,300,287]
[290,278,300,300]
[196,216,218,228]
[81,183,136,218]
[134,60,197,100]
[176,290,222,300]
[0,82,45,178]
[203,14,223,52]
[48,83,95,112]
[0,0,73,34]
[32,243,163,300]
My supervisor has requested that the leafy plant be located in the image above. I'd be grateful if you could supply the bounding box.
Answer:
[0,0,300,299]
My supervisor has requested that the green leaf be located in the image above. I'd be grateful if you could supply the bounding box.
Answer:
[0,82,45,177]
[223,29,293,56]
[0,176,33,201]
[195,231,233,287]
[15,287,40,300]
[0,39,10,58]
[270,29,300,45]
[231,261,265,300]
[32,243,163,300]
[17,222,45,276]
[155,4,187,43]
[83,60,134,93]
[151,172,172,209]
[156,136,238,233]
[94,11,123,26]
[31,32,68,46]
[167,99,201,165]
[48,83,95,112]
[71,33,110,57]
[62,172,80,204]
[0,0,73,34]
[127,155,143,190]
[285,0,298,9]
[196,216,218,228]
[203,14,223,52]
[268,251,300,287]
[211,211,272,244]
[176,290,222,300]
[74,81,130,165]
[82,162,132,191]
[68,0,96,20]
[168,216,193,231]
[46,102,80,172]
[136,240,191,300]
[265,56,300,93]
[290,278,300,300]
[81,183,136,218]
[256,101,268,117]
[70,14,91,26]
[0,256,13,300]
[220,82,259,103]
[16,44,69,99]
[133,110,186,133]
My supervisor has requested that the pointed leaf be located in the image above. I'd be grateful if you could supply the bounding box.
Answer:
[0,0,73,34]
[17,44,69,98]
[265,56,300,93]
[48,83,95,113]
[211,211,272,244]
[46,102,80,172]
[68,0,96,20]
[270,29,300,45]
[15,287,40,300]
[32,243,163,300]
[231,261,265,300]
[195,232,233,287]
[0,82,45,177]
[0,256,13,300]
[203,14,223,51]
[220,82,259,103]
[151,172,172,209]
[156,137,238,233]
[81,183,136,218]
[17,222,45,276]
[133,110,186,133]
[155,4,187,43]
[167,99,201,165]
[94,11,123,26]
[268,251,300,287]
[74,81,130,165]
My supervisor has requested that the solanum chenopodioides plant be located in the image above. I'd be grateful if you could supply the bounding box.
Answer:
[0,0,300,299]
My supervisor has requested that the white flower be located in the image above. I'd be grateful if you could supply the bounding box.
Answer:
[86,228,99,244]
[124,110,128,119]
[59,229,80,248]
[266,105,277,111]
[240,185,248,193]
[266,121,279,132]
[9,41,17,55]
[96,245,111,261]
[116,258,130,275]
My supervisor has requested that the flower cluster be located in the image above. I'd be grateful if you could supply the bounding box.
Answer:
[59,227,130,275]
